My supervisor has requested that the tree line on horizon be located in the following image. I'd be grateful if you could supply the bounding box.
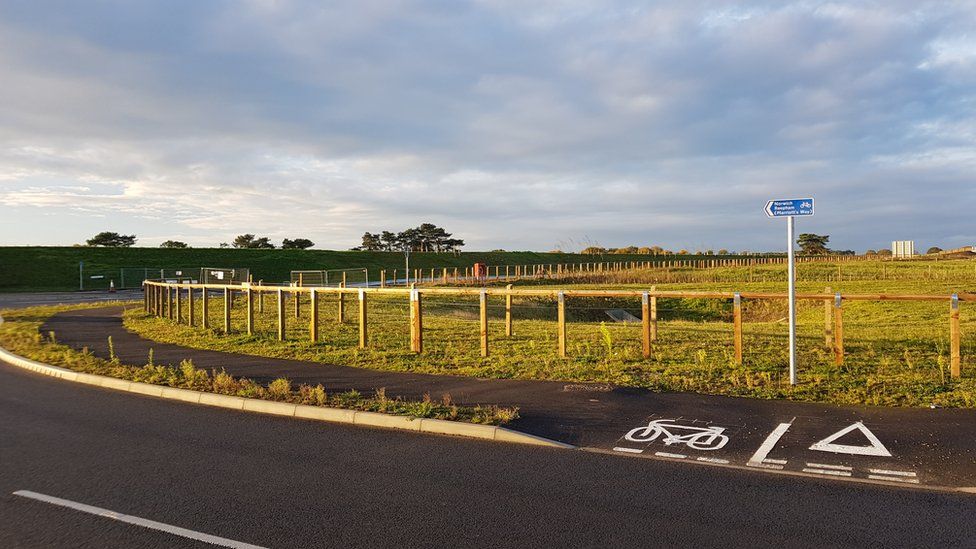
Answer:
[78,231,951,256]
[356,223,464,253]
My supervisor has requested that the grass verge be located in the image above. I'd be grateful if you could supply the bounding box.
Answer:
[0,303,517,425]
[126,270,976,408]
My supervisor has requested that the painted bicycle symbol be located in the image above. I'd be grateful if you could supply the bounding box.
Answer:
[625,419,730,451]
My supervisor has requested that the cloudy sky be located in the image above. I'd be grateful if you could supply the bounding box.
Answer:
[0,1,973,252]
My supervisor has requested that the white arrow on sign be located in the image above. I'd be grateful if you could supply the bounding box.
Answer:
[809,422,891,457]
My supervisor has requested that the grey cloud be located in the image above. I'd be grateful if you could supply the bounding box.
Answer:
[0,1,974,252]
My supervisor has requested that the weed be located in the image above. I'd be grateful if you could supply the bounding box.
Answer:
[267,378,292,400]
[107,336,117,363]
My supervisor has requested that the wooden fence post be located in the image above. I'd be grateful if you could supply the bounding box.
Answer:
[410,289,423,353]
[505,284,513,337]
[733,292,743,366]
[175,285,183,322]
[310,289,319,342]
[258,289,264,313]
[338,282,346,323]
[223,288,231,334]
[277,289,286,341]
[294,287,300,319]
[824,286,833,348]
[359,289,368,349]
[557,291,567,358]
[480,289,489,357]
[650,285,658,341]
[202,287,209,329]
[380,270,386,288]
[167,286,174,320]
[443,268,448,285]
[833,293,844,365]
[187,287,194,326]
[237,286,250,335]
[642,291,651,358]
[951,294,961,378]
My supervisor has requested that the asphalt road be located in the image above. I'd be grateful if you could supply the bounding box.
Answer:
[2,365,975,548]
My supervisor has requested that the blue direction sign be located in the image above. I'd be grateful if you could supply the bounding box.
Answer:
[765,198,814,218]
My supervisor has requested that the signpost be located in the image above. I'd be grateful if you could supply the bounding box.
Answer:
[765,197,814,385]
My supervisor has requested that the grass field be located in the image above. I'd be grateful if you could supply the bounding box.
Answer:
[124,259,976,408]
[0,246,736,292]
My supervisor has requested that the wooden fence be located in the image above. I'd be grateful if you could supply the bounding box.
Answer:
[374,255,872,287]
[142,281,970,379]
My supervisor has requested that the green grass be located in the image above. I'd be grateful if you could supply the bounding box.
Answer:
[0,246,715,292]
[0,303,518,424]
[123,259,976,408]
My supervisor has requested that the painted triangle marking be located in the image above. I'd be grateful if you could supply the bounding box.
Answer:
[809,422,892,457]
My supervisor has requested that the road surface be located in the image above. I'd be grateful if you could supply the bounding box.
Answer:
[2,364,975,548]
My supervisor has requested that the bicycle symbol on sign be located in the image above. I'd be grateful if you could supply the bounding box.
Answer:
[625,419,730,451]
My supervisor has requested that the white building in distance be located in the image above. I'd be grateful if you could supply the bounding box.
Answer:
[891,240,915,258]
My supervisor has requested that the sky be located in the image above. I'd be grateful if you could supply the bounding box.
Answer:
[0,1,974,253]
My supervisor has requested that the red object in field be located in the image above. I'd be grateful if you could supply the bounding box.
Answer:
[473,262,488,282]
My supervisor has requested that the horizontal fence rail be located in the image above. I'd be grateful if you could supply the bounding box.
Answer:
[142,281,970,380]
[374,255,877,287]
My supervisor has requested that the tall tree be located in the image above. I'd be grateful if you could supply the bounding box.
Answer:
[379,231,398,251]
[797,233,830,255]
[159,240,188,248]
[233,234,275,249]
[282,238,315,249]
[86,232,137,247]
[359,232,383,251]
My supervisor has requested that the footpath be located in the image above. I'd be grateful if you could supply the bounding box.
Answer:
[39,306,976,492]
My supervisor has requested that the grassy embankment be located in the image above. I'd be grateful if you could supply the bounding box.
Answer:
[125,259,976,408]
[0,246,719,292]
[0,303,518,424]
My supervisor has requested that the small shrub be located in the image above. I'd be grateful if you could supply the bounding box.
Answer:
[267,378,292,400]
[212,369,238,394]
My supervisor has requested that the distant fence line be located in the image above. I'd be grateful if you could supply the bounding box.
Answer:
[142,280,969,379]
[377,255,874,287]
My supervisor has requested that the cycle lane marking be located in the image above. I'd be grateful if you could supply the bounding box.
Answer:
[809,422,892,457]
[746,421,793,470]
[654,452,688,459]
[805,463,852,471]
[609,415,931,488]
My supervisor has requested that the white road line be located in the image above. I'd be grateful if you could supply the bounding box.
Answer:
[696,457,730,464]
[762,458,788,465]
[747,422,792,467]
[868,469,917,477]
[805,463,852,471]
[747,462,784,470]
[654,452,688,459]
[613,447,644,454]
[867,475,920,484]
[802,468,852,477]
[12,490,266,549]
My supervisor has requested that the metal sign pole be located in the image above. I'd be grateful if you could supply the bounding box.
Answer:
[787,215,797,385]
[765,197,812,386]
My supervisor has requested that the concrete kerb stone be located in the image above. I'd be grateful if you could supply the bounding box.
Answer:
[0,312,575,449]
[354,410,423,431]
